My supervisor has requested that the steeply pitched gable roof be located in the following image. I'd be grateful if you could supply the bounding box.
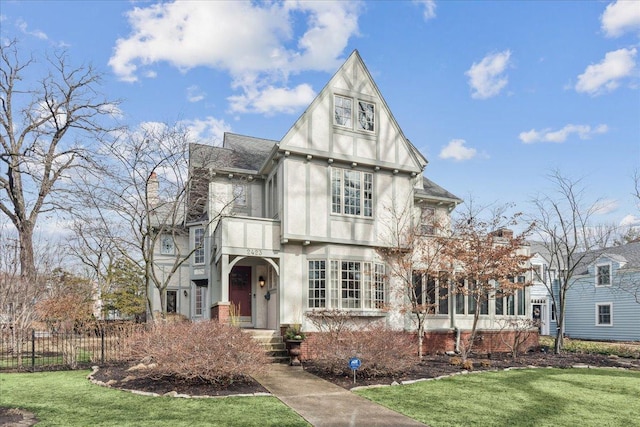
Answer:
[189,133,277,173]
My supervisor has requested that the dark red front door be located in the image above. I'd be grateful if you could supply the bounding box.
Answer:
[230,266,252,317]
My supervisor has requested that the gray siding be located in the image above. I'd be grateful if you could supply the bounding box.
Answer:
[565,270,640,341]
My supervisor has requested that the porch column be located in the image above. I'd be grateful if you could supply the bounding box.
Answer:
[221,254,230,302]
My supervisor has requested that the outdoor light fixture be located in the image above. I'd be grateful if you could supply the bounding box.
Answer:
[258,276,266,287]
[183,290,188,297]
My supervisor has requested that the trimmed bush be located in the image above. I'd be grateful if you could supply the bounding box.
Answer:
[126,321,268,385]
[310,325,416,377]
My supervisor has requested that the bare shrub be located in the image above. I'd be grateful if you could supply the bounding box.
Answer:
[126,321,268,384]
[305,309,355,339]
[311,325,416,377]
[497,318,540,359]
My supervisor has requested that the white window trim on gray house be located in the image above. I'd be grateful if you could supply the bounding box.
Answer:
[595,302,613,326]
[595,263,612,287]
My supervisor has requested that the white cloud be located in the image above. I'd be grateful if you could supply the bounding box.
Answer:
[439,139,477,161]
[16,19,48,40]
[181,117,231,144]
[413,0,436,21]
[620,214,640,227]
[465,50,512,99]
[575,48,637,95]
[109,1,361,114]
[601,1,640,38]
[228,83,316,115]
[519,123,608,144]
[187,85,205,103]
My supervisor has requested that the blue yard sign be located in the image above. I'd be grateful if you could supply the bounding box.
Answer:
[349,357,361,384]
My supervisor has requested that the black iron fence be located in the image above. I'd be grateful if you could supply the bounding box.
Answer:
[0,323,143,372]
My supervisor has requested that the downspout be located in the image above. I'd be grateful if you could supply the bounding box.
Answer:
[449,280,460,353]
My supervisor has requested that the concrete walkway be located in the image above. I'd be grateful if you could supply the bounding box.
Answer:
[254,364,426,427]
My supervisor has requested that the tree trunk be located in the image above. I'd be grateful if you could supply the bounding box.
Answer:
[18,221,36,280]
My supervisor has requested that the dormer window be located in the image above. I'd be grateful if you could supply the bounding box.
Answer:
[596,264,611,287]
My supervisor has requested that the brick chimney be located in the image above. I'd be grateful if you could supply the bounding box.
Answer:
[491,228,513,239]
[147,172,159,207]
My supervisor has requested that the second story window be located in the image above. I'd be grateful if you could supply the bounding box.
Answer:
[194,227,205,265]
[357,101,375,132]
[160,235,175,255]
[331,168,373,218]
[233,184,246,206]
[596,264,611,287]
[334,95,352,127]
[420,207,436,235]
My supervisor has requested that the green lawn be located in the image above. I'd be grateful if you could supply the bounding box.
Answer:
[356,368,640,427]
[0,370,309,427]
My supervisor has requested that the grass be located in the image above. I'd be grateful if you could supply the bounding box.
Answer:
[0,370,309,427]
[539,336,640,358]
[356,368,640,427]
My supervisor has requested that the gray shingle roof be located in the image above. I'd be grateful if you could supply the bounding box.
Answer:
[574,240,640,274]
[189,132,277,173]
[415,177,462,204]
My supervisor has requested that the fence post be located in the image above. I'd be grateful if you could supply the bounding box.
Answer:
[101,328,105,365]
[31,329,35,371]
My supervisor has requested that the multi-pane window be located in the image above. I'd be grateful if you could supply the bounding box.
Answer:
[334,95,375,133]
[341,261,361,309]
[334,95,352,127]
[308,261,326,308]
[233,184,246,206]
[195,286,203,316]
[309,260,385,310]
[596,303,612,326]
[420,207,436,235]
[331,168,373,217]
[412,272,449,315]
[494,276,526,316]
[160,235,175,255]
[357,101,375,131]
[194,227,205,265]
[596,264,611,287]
[166,290,177,313]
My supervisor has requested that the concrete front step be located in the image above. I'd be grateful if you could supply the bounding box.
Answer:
[244,329,290,364]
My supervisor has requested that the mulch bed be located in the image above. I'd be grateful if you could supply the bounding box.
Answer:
[90,351,640,396]
[303,351,640,390]
[91,364,269,397]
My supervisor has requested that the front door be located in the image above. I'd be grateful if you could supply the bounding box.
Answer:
[230,266,252,318]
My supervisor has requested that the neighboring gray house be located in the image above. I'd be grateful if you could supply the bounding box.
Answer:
[565,241,640,341]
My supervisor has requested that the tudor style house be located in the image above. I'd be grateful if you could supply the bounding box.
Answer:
[564,241,640,341]
[149,51,534,349]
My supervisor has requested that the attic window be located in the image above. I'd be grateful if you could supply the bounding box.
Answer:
[334,95,352,127]
[596,264,611,287]
[357,101,375,132]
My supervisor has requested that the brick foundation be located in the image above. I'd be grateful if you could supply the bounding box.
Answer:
[422,329,539,355]
[297,329,539,361]
[211,302,230,324]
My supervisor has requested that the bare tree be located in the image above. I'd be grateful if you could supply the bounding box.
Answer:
[0,39,120,279]
[443,203,532,360]
[72,122,229,320]
[529,171,607,354]
[377,200,449,358]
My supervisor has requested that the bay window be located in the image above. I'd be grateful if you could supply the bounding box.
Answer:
[308,260,385,310]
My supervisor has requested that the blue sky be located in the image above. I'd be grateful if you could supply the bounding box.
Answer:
[2,0,639,232]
